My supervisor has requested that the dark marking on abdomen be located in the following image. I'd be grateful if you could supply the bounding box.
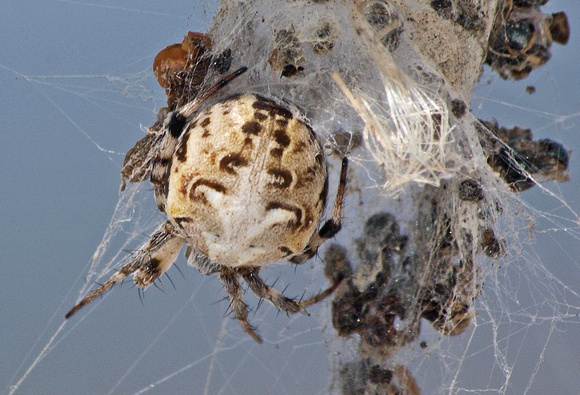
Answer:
[220,153,248,174]
[295,165,322,189]
[175,131,190,162]
[270,148,284,159]
[302,208,314,231]
[274,129,290,147]
[200,117,211,127]
[266,201,303,230]
[292,140,307,154]
[254,111,268,121]
[268,168,293,189]
[189,179,227,203]
[242,121,262,135]
[244,137,254,148]
[276,119,289,128]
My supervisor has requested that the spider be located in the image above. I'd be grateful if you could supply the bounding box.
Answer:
[66,66,348,343]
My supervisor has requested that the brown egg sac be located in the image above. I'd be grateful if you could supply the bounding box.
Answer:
[153,32,213,108]
[153,44,188,89]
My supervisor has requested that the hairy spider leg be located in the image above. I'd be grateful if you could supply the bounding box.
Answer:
[65,222,185,319]
[219,267,263,343]
[241,266,344,311]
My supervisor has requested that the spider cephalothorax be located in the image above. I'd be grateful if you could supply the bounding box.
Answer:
[66,67,348,343]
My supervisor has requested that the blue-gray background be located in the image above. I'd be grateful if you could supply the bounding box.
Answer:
[1,1,579,393]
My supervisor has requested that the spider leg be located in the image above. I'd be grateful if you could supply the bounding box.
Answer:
[65,221,186,319]
[120,131,163,191]
[219,267,263,343]
[290,157,348,265]
[297,275,344,309]
[240,267,345,314]
[239,267,300,314]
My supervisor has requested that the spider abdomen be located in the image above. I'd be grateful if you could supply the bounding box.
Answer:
[166,94,328,267]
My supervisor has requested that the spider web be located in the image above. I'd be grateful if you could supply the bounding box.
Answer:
[2,0,580,394]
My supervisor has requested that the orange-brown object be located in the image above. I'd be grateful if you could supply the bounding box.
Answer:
[153,32,213,108]
[153,44,188,89]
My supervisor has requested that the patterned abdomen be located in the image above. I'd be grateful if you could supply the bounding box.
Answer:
[167,94,328,267]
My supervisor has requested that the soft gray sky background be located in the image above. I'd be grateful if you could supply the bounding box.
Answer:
[1,1,579,393]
